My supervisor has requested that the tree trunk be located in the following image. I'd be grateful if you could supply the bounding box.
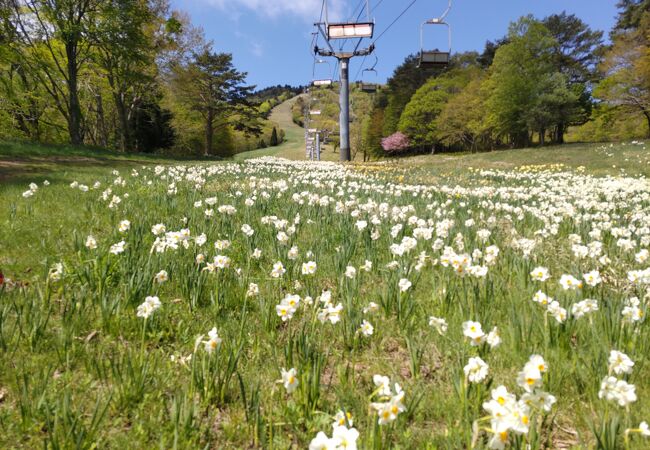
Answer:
[555,123,565,144]
[95,94,108,148]
[539,129,545,147]
[66,42,83,145]
[644,110,650,139]
[114,93,130,152]
[205,109,214,156]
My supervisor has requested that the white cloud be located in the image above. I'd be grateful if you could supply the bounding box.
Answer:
[251,41,264,57]
[202,0,346,21]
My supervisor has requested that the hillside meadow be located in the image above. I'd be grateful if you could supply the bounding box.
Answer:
[0,141,649,449]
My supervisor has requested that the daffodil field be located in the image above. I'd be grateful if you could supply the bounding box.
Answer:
[2,155,650,449]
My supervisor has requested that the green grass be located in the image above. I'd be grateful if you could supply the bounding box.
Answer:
[1,138,649,449]
[399,141,650,177]
[0,140,219,186]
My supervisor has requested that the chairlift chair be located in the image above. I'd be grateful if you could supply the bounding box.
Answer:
[418,1,452,69]
[325,0,374,39]
[312,58,333,88]
[360,56,379,93]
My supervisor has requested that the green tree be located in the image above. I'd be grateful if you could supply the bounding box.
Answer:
[526,72,582,146]
[382,54,441,136]
[269,126,278,146]
[8,0,101,145]
[92,0,159,151]
[596,11,650,137]
[485,17,557,147]
[613,0,650,33]
[435,76,492,151]
[0,11,52,141]
[170,49,261,156]
[542,12,604,142]
[398,68,476,151]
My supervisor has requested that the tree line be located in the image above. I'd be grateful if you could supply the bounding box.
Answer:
[0,0,275,156]
[361,1,650,157]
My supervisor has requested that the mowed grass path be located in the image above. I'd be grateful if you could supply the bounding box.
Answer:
[234,95,344,162]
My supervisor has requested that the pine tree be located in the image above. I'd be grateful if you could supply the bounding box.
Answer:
[270,127,279,146]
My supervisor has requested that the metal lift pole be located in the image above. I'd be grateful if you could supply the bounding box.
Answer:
[339,58,350,162]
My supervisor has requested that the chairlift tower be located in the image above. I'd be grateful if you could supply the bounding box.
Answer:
[313,1,375,162]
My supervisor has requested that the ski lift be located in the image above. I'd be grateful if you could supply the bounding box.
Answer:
[418,0,452,69]
[360,56,379,93]
[325,0,374,40]
[312,58,333,87]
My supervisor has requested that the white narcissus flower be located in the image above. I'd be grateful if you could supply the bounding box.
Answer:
[372,375,391,397]
[639,421,650,436]
[246,283,259,297]
[214,255,230,269]
[331,425,359,449]
[85,235,97,250]
[154,270,168,283]
[302,261,317,275]
[583,270,602,287]
[359,320,374,336]
[398,278,412,292]
[48,263,64,282]
[571,299,599,318]
[608,350,634,375]
[559,274,582,290]
[333,410,354,428]
[344,266,357,279]
[325,303,343,324]
[530,266,550,282]
[599,376,637,406]
[118,220,131,233]
[363,302,379,314]
[151,223,166,235]
[195,233,207,246]
[270,261,285,278]
[371,383,406,425]
[136,296,161,319]
[428,316,448,335]
[287,245,300,261]
[280,368,298,393]
[486,327,501,348]
[202,327,222,353]
[464,356,489,383]
[110,241,126,255]
[309,431,333,450]
[516,355,547,393]
[462,321,485,346]
[241,224,254,236]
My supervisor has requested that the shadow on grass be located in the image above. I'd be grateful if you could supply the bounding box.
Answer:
[0,139,227,186]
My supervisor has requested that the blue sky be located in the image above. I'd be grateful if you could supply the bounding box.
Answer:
[170,0,619,89]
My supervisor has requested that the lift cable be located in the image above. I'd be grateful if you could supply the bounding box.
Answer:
[372,0,419,45]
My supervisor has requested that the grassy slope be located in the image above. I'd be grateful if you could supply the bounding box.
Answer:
[1,138,649,448]
[399,142,650,178]
[237,96,650,177]
[0,140,218,187]
[234,95,343,162]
